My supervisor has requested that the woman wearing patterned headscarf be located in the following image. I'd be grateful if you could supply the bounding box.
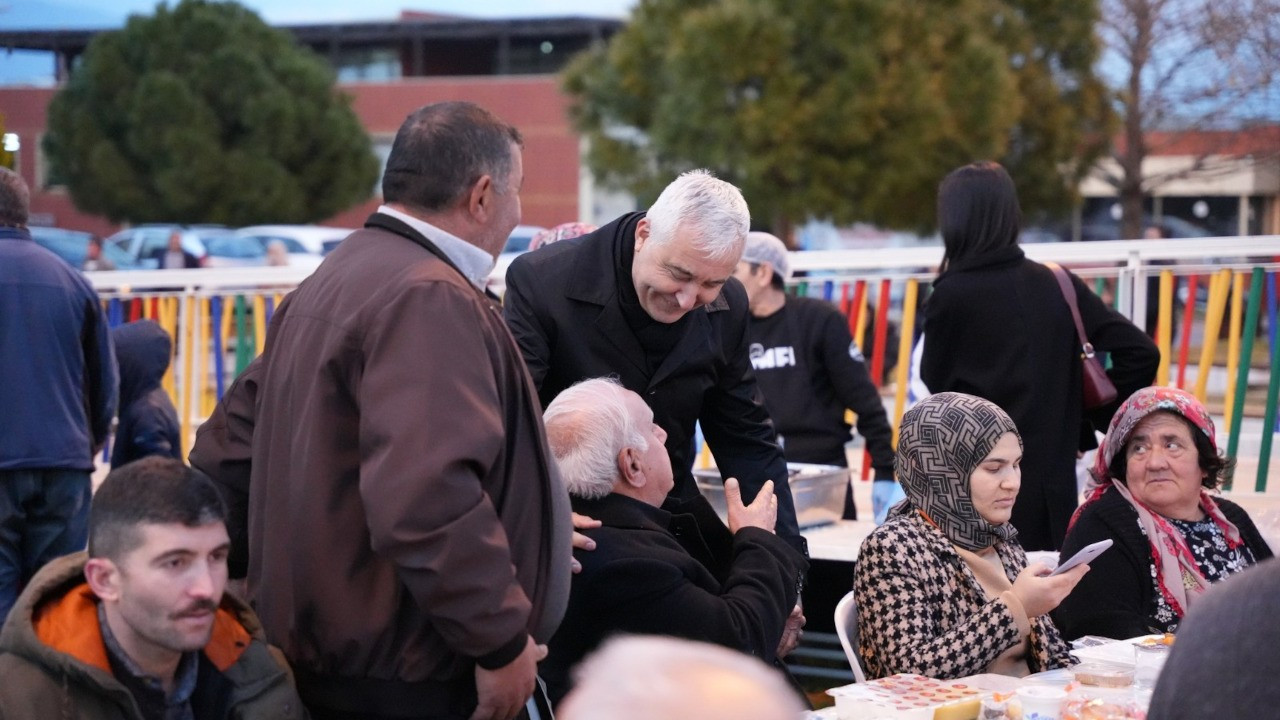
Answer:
[854,393,1084,679]
[1053,387,1272,641]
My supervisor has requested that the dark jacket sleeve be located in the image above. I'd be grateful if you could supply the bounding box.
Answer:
[125,393,181,462]
[819,309,893,478]
[502,255,552,389]
[919,283,957,395]
[81,290,119,448]
[699,285,802,550]
[586,527,803,663]
[190,356,262,579]
[1072,271,1159,430]
[1052,499,1157,640]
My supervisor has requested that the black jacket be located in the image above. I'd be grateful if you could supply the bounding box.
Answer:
[503,213,802,546]
[541,493,806,705]
[921,250,1159,550]
[1052,489,1273,641]
[110,320,180,469]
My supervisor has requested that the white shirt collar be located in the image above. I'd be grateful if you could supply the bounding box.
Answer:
[376,204,495,290]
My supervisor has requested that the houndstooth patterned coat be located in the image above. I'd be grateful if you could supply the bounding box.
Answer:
[854,511,1073,679]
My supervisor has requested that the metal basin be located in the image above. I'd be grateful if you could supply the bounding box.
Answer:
[694,463,849,529]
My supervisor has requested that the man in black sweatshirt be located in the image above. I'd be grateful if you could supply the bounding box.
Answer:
[732,232,895,520]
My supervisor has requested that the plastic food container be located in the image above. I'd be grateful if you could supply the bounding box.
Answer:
[1069,663,1133,688]
[694,462,848,528]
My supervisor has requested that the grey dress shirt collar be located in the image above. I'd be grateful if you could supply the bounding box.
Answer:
[376,204,495,290]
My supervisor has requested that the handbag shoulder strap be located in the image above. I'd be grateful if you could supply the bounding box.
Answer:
[1044,261,1096,359]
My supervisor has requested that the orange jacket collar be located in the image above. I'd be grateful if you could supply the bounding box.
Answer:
[34,582,252,673]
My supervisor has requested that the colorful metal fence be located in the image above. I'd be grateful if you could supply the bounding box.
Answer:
[86,237,1280,489]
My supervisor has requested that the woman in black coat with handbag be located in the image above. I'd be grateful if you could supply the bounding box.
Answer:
[920,162,1159,550]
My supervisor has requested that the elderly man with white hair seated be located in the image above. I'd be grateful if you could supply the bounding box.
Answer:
[559,635,804,720]
[540,378,807,707]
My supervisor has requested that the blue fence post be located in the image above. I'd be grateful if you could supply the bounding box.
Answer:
[211,297,226,401]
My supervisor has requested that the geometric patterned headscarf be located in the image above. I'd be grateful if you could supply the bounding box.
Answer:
[892,392,1023,551]
[1075,385,1242,617]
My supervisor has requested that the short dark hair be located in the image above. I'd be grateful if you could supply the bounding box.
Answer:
[89,457,228,561]
[0,167,30,227]
[1108,412,1234,491]
[381,101,523,212]
[937,161,1021,272]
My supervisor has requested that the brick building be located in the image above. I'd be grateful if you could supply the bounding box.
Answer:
[0,13,624,234]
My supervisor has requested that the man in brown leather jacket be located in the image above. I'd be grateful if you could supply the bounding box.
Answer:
[245,101,571,720]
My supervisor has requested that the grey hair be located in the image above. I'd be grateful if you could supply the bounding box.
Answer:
[382,101,522,212]
[559,636,804,720]
[0,168,30,226]
[543,378,648,500]
[644,169,749,264]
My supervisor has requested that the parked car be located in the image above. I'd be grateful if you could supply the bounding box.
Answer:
[1078,213,1214,242]
[106,225,225,268]
[30,226,141,270]
[234,225,353,257]
[489,224,546,292]
[201,234,273,268]
[502,224,545,255]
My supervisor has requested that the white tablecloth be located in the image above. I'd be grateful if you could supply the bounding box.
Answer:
[801,520,877,562]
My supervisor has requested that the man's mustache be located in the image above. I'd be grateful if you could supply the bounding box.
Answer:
[172,598,218,618]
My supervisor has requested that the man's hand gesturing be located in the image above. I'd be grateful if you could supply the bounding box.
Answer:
[725,478,777,535]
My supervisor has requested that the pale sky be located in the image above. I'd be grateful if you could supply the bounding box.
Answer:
[2,0,634,28]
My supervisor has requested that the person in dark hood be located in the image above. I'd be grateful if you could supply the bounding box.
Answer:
[110,320,181,469]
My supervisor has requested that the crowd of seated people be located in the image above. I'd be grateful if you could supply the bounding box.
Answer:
[4,141,1277,720]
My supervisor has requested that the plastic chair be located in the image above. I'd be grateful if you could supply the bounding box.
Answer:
[834,590,868,683]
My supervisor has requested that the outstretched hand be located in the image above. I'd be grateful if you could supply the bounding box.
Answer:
[725,478,777,535]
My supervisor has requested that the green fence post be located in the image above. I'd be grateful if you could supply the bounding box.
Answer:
[1256,271,1279,492]
[234,295,253,375]
[1225,268,1265,490]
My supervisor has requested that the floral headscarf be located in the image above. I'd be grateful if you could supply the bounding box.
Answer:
[529,222,598,251]
[891,392,1022,551]
[1075,386,1244,617]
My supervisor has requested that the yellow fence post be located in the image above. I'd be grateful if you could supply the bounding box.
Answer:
[252,294,267,357]
[1192,269,1231,403]
[853,287,870,350]
[1155,271,1175,386]
[891,279,919,450]
[1224,271,1246,434]
[160,297,179,406]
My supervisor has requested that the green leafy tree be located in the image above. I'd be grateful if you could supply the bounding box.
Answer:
[565,0,1110,237]
[995,0,1113,222]
[43,0,378,226]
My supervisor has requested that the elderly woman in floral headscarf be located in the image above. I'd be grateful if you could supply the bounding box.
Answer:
[854,393,1085,680]
[1053,387,1273,641]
